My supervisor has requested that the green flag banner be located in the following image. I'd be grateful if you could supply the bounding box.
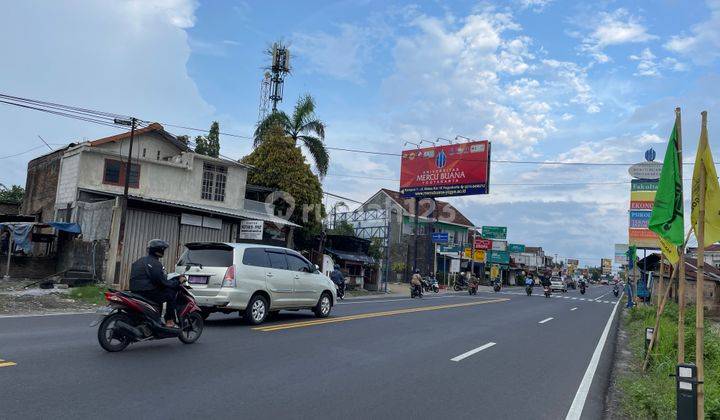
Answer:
[648,121,684,245]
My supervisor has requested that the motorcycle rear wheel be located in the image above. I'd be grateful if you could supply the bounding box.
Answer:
[98,313,131,352]
[179,312,204,344]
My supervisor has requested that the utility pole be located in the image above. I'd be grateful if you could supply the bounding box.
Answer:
[112,117,137,288]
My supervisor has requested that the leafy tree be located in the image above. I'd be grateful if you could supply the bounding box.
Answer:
[194,121,221,158]
[254,95,328,177]
[0,185,24,203]
[241,127,325,249]
[368,238,384,262]
[330,221,355,237]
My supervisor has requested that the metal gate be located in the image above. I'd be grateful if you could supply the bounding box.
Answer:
[120,209,180,283]
[178,221,235,248]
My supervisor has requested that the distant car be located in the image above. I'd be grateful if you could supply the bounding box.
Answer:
[566,276,577,289]
[550,277,567,292]
[600,277,609,285]
[174,242,337,325]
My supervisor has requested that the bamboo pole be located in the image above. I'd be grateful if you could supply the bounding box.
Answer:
[656,256,665,315]
[695,110,708,419]
[643,258,675,372]
[676,107,687,364]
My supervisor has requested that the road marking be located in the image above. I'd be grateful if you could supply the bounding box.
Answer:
[570,307,578,311]
[565,293,623,420]
[0,311,94,319]
[338,295,458,305]
[254,298,509,332]
[0,359,17,368]
[539,317,554,324]
[594,291,612,301]
[451,342,496,362]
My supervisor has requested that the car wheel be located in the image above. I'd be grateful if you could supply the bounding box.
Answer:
[244,294,269,325]
[314,292,332,318]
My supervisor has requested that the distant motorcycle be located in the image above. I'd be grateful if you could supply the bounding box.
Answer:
[526,285,533,296]
[453,276,468,292]
[423,277,440,293]
[410,284,423,299]
[579,282,586,295]
[544,285,551,298]
[469,280,478,295]
[613,283,620,297]
[492,280,501,293]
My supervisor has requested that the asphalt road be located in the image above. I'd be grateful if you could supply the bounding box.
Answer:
[0,284,621,419]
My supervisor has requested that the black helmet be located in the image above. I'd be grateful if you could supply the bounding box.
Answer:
[147,239,169,257]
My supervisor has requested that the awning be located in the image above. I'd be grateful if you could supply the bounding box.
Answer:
[326,248,376,265]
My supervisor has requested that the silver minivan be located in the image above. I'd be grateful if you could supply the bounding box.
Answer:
[175,242,336,325]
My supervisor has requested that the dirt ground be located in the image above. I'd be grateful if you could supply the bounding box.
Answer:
[0,278,98,315]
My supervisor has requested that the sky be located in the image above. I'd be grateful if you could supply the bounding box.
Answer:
[1,0,719,267]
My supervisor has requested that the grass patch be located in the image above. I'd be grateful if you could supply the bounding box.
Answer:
[618,302,720,419]
[68,284,106,305]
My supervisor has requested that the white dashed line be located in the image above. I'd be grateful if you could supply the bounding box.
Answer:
[539,317,554,324]
[570,307,578,311]
[451,342,497,362]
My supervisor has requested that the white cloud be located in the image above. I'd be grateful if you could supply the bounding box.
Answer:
[0,0,212,186]
[518,0,554,12]
[577,8,657,63]
[541,59,601,113]
[628,48,690,77]
[664,0,720,65]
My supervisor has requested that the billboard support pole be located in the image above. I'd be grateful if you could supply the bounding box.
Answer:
[413,198,419,273]
[470,230,475,277]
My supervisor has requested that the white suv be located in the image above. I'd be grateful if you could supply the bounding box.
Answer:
[175,242,336,325]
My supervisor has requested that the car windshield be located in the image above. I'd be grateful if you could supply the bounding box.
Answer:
[177,246,233,268]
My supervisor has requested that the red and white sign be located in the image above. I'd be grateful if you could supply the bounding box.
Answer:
[474,238,492,250]
[630,200,654,210]
[400,140,491,198]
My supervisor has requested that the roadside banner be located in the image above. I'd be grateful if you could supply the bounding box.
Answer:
[648,121,684,245]
[481,226,507,239]
[508,243,525,253]
[690,114,720,246]
[474,238,492,250]
[614,244,629,264]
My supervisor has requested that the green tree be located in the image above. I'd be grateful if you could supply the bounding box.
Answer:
[241,127,325,249]
[194,121,221,158]
[0,185,24,203]
[330,221,355,237]
[254,95,328,177]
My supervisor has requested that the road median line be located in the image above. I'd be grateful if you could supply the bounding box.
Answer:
[253,298,509,332]
[0,359,17,368]
[451,342,496,362]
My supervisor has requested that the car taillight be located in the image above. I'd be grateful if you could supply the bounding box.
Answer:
[222,265,236,287]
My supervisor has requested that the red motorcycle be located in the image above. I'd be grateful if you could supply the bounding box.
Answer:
[92,274,204,352]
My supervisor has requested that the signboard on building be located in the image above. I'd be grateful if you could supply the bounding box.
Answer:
[481,226,507,239]
[628,161,662,180]
[491,240,507,251]
[601,258,612,274]
[567,258,579,267]
[508,243,525,253]
[487,250,510,264]
[440,244,462,253]
[474,238,492,250]
[450,259,461,273]
[239,220,264,240]
[614,244,629,265]
[400,140,491,198]
[431,232,449,243]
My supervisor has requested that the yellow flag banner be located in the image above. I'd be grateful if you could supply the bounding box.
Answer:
[691,114,720,246]
[659,236,680,265]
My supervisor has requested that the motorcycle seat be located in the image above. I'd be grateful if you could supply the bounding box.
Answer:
[120,291,161,308]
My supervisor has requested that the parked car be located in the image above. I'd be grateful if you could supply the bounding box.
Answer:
[175,242,337,325]
[550,276,567,293]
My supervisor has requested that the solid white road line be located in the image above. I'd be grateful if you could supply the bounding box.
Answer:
[570,307,578,311]
[0,311,94,319]
[338,295,456,305]
[539,317,554,324]
[451,342,496,362]
[565,294,623,420]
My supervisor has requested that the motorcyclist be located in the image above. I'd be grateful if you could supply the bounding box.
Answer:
[524,274,534,288]
[540,275,551,291]
[411,269,423,296]
[129,239,180,328]
[330,264,345,297]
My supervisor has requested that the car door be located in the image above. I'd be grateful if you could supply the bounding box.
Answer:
[285,251,319,306]
[265,250,297,307]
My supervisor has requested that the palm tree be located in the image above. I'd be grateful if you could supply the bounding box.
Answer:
[254,94,328,177]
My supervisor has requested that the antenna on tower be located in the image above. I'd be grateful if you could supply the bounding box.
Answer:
[268,42,290,112]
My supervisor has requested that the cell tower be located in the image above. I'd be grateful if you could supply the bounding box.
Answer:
[258,71,271,122]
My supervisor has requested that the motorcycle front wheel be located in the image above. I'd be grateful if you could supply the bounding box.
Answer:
[97,313,131,352]
[179,312,204,344]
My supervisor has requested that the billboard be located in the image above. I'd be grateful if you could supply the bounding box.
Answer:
[601,258,612,274]
[431,232,449,243]
[481,226,507,239]
[474,238,492,250]
[487,250,510,264]
[400,140,491,198]
[491,240,507,251]
[567,258,579,267]
[508,243,525,253]
[614,244,629,265]
[629,179,660,249]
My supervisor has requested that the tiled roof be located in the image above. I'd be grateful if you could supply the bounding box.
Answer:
[90,122,190,152]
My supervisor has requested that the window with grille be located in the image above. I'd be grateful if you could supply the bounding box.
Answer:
[102,159,140,188]
[201,163,227,202]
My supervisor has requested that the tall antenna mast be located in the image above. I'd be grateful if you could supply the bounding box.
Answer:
[268,42,290,112]
[258,71,271,122]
